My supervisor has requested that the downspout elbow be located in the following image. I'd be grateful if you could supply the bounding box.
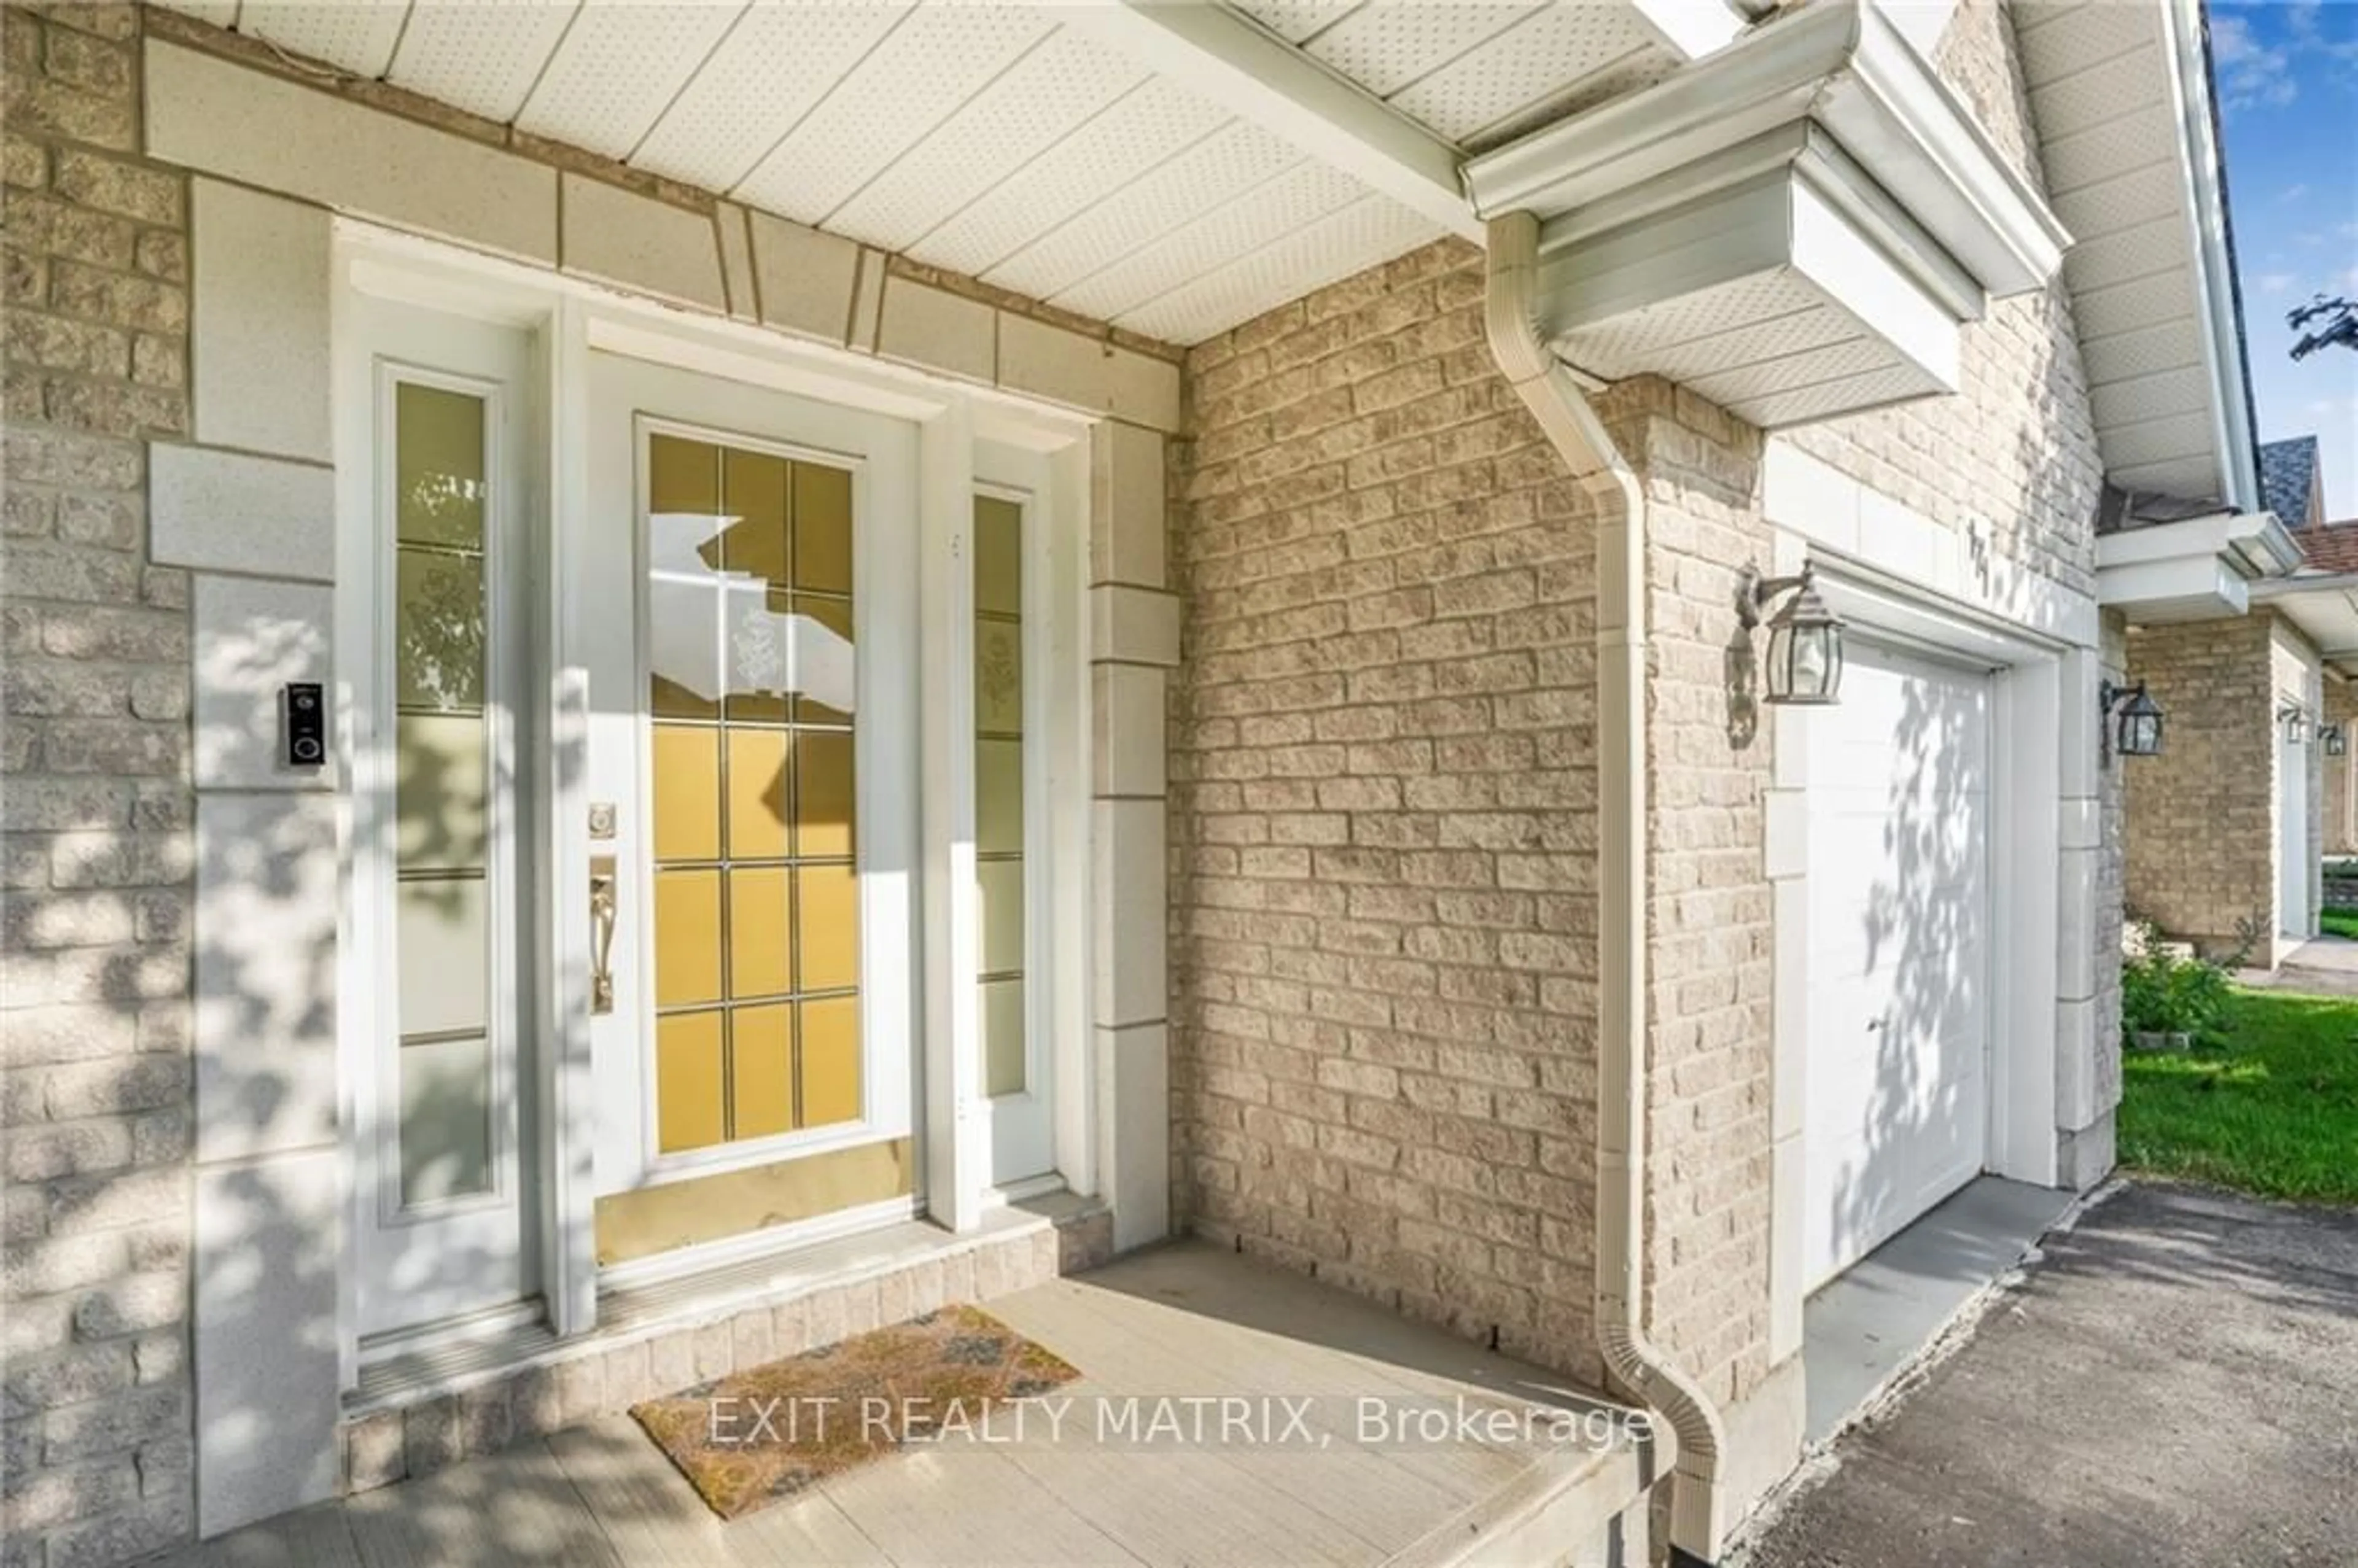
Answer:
[1479,210,1730,1565]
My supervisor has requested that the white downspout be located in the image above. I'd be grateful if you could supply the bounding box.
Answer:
[1481,210,1729,1564]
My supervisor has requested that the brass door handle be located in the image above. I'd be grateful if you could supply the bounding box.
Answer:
[590,855,618,1016]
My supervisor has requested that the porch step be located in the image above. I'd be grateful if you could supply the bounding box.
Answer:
[357,1322,562,1408]
[340,1197,1112,1492]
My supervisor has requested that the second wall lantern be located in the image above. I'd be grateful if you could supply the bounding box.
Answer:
[2107,681,2163,759]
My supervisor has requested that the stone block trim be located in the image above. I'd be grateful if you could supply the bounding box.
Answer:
[1091,420,1176,1253]
[2123,614,2276,956]
[1170,238,1611,1385]
[337,1207,1110,1496]
[2270,615,2324,952]
[2,6,199,1565]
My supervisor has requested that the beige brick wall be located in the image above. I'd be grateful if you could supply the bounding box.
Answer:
[1167,0,2115,1416]
[1592,380,1776,1408]
[2123,615,2276,955]
[2324,679,2358,855]
[2,5,200,1564]
[1168,266,1775,1407]
[1170,239,1611,1381]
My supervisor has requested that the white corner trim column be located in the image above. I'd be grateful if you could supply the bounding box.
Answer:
[174,181,344,1537]
[1088,421,1176,1253]
[2052,643,2109,1176]
[920,400,990,1234]
[1762,690,1808,1370]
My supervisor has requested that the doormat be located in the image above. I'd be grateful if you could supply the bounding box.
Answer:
[630,1303,1081,1520]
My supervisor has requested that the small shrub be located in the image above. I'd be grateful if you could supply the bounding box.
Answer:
[2121,920,2233,1042]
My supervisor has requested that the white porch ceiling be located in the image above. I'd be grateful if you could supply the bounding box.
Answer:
[1228,0,1691,150]
[2015,0,2254,510]
[151,1,1730,346]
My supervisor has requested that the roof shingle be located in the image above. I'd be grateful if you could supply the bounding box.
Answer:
[2262,437,2321,527]
[2298,519,2358,574]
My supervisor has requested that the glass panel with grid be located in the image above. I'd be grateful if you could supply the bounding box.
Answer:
[647,433,861,1155]
[392,382,495,1208]
[973,494,1027,1099]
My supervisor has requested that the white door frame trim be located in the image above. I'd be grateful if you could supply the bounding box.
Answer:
[1762,531,2086,1364]
[330,220,1103,1367]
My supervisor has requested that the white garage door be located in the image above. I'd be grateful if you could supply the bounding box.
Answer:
[1804,638,1993,1289]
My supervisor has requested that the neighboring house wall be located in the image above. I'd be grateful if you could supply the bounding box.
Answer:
[2123,615,2275,955]
[1170,240,1612,1384]
[2324,678,2358,855]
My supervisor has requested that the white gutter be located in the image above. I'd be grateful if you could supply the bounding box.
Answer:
[1482,210,1728,1565]
[2158,0,2261,513]
[2253,572,2358,599]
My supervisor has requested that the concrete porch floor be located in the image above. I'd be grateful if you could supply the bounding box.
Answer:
[2236,934,2358,995]
[157,1243,1652,1568]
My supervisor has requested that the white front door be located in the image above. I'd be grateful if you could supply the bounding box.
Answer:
[348,294,540,1339]
[2281,726,2309,937]
[1803,638,1993,1288]
[577,352,925,1267]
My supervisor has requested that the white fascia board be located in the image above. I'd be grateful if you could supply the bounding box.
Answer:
[1813,1,2068,294]
[2156,0,2260,513]
[1538,120,1983,322]
[1058,2,1479,243]
[2252,572,2358,604]
[1465,0,2068,299]
[2096,509,2303,580]
[1874,0,1959,59]
[2096,555,2250,618]
[1789,170,1961,387]
[1628,0,1751,61]
[2098,508,2303,616]
[2255,583,2358,677]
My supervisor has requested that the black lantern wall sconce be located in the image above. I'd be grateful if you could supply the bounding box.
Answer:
[1736,562,1844,705]
[2280,701,2310,745]
[2325,723,2348,757]
[2100,680,2163,762]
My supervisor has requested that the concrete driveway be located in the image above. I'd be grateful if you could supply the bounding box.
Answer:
[2236,934,2358,996]
[1736,1182,2358,1568]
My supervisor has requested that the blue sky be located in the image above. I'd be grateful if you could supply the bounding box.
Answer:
[2212,0,2358,517]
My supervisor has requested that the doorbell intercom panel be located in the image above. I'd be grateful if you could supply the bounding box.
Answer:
[282,682,325,769]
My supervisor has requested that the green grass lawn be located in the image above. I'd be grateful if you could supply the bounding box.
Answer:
[2321,909,2358,939]
[2120,987,2358,1204]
